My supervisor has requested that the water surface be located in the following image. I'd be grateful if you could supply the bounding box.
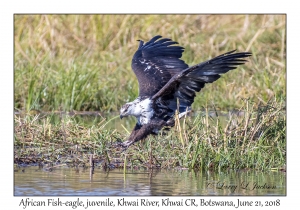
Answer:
[15,166,285,196]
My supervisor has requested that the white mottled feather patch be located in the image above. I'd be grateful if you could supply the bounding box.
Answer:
[138,98,153,125]
[123,98,153,126]
[144,65,151,71]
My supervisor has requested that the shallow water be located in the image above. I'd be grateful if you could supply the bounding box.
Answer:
[14,166,285,196]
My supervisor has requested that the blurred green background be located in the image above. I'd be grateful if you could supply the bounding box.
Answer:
[14,14,286,113]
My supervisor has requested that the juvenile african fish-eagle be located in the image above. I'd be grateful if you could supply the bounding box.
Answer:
[119,35,251,148]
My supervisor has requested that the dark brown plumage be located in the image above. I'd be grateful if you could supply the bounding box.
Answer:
[119,35,252,148]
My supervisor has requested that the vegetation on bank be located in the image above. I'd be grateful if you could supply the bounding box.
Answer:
[14,99,286,171]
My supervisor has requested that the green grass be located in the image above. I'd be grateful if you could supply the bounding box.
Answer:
[14,99,286,171]
[14,14,286,112]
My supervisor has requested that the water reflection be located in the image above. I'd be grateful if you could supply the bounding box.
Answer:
[14,166,285,196]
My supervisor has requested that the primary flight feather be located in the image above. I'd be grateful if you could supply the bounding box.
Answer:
[119,35,252,148]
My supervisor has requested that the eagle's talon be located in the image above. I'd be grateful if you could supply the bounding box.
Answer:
[113,140,135,151]
[120,140,134,148]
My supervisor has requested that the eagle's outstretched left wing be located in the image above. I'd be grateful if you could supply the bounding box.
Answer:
[151,50,252,111]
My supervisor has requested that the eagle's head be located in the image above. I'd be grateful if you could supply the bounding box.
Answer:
[120,102,134,119]
[120,97,147,119]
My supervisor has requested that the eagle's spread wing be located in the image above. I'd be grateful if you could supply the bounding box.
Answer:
[131,35,188,97]
[152,50,252,112]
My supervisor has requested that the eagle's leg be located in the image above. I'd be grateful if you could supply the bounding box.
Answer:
[121,121,165,148]
[166,109,191,126]
[119,123,142,148]
[178,109,191,118]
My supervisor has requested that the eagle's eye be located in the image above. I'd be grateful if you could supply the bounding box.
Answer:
[122,104,129,112]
